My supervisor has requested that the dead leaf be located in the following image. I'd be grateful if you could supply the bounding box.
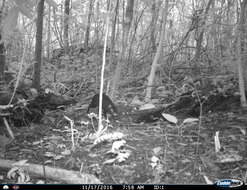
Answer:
[139,103,156,110]
[130,96,143,106]
[161,113,178,124]
[152,147,162,155]
[182,118,199,124]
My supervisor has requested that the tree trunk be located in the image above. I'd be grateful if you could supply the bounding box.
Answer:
[109,0,119,75]
[111,0,134,98]
[0,33,5,82]
[194,0,214,61]
[150,0,157,53]
[46,4,51,58]
[241,0,247,88]
[95,1,100,47]
[238,0,247,108]
[225,0,233,57]
[145,0,169,101]
[0,1,6,82]
[53,8,63,48]
[84,0,95,48]
[64,0,70,54]
[32,0,45,90]
[210,0,218,57]
[124,0,134,33]
[127,5,145,72]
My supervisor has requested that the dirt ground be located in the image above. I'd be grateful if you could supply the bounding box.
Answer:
[0,106,246,184]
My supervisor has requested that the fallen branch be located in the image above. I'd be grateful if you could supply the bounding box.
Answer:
[0,159,101,184]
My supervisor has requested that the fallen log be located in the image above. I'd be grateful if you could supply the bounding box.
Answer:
[0,159,101,184]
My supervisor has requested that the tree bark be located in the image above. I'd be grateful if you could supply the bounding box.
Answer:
[63,0,70,54]
[32,0,45,90]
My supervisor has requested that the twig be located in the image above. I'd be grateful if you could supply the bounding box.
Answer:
[3,117,14,139]
[0,105,13,109]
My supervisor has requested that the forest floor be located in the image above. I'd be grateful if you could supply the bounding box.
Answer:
[0,99,246,184]
[0,47,246,184]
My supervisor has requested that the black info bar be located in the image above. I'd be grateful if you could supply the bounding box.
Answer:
[0,184,246,190]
